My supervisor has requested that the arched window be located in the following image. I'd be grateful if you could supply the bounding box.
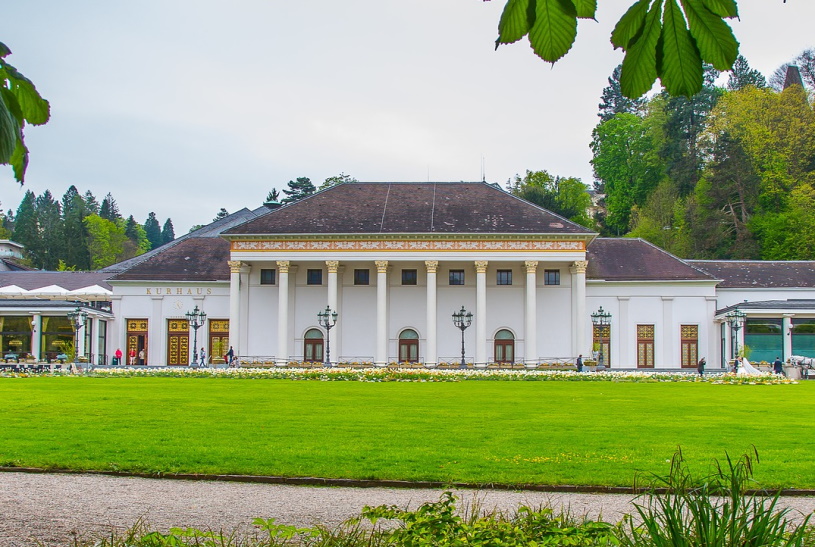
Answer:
[304,328,324,362]
[398,329,419,363]
[494,329,515,363]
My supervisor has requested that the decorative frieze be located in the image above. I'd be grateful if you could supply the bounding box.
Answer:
[232,239,585,252]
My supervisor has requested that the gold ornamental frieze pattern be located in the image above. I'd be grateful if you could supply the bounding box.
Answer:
[231,238,585,253]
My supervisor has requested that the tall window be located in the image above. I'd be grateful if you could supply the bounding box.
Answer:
[593,324,611,367]
[544,269,560,285]
[494,329,515,363]
[680,325,698,368]
[307,269,323,285]
[637,324,655,368]
[260,269,276,285]
[401,269,417,285]
[304,329,324,362]
[354,269,370,285]
[449,270,465,285]
[496,270,512,285]
[398,329,419,362]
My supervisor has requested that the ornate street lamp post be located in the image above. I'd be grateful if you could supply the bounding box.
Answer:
[317,306,338,367]
[452,306,473,369]
[725,308,746,370]
[66,307,89,369]
[591,306,611,368]
[185,305,207,367]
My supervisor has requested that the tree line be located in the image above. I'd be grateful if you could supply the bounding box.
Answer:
[1,186,175,270]
[590,49,815,260]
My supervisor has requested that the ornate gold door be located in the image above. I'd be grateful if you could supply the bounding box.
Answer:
[166,319,190,366]
[209,320,229,364]
[126,319,148,365]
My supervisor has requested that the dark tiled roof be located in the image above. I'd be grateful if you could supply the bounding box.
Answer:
[110,237,230,282]
[224,182,595,235]
[102,207,263,273]
[688,261,815,288]
[587,239,714,281]
[0,258,34,271]
[0,271,114,290]
[717,299,815,315]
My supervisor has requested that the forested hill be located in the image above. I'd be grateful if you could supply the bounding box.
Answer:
[591,50,815,261]
[0,187,175,271]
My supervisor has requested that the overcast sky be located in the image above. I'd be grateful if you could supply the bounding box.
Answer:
[2,1,813,234]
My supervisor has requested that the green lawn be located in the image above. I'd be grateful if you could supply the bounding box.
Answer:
[0,377,812,489]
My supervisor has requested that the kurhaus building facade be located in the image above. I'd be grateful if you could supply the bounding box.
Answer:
[1,182,814,368]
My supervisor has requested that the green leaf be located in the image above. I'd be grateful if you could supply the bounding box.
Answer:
[0,42,10,58]
[0,87,23,126]
[497,0,535,45]
[619,1,663,98]
[0,93,19,163]
[572,0,597,19]
[10,133,27,183]
[528,0,577,62]
[659,0,703,97]
[681,0,739,70]
[700,0,738,18]
[611,0,651,50]
[11,78,50,126]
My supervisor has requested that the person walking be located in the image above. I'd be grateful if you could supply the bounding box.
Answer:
[697,357,706,377]
[199,347,207,368]
[773,356,785,376]
[226,345,235,366]
[129,348,136,365]
[114,348,122,366]
[576,354,583,372]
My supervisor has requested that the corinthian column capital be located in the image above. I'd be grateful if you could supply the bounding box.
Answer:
[228,260,243,274]
[571,260,588,274]
[425,260,439,274]
[276,260,290,274]
[375,260,389,274]
[326,260,339,273]
[474,260,488,274]
[524,260,538,274]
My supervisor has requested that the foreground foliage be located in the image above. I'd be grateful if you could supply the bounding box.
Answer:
[69,451,814,546]
[75,366,797,385]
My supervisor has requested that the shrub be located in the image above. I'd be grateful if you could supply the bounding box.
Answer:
[618,447,812,546]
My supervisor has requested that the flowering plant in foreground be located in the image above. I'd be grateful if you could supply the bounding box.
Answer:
[60,367,800,385]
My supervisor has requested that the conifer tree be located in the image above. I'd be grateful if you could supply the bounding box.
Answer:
[61,186,91,269]
[99,193,121,222]
[161,218,175,245]
[34,190,62,269]
[11,191,38,262]
[144,212,162,250]
[281,177,315,203]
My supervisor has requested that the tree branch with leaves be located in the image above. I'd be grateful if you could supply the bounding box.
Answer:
[0,42,50,183]
[490,0,742,98]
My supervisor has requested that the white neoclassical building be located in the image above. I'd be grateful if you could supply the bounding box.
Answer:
[1,182,814,369]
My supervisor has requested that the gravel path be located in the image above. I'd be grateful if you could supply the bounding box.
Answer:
[1,472,814,546]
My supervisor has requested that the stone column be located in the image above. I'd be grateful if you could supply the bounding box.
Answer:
[662,297,674,367]
[276,261,290,366]
[570,260,588,358]
[31,314,41,361]
[475,260,488,367]
[91,316,101,366]
[617,297,630,367]
[150,296,162,366]
[783,314,794,361]
[228,260,242,356]
[326,260,339,312]
[425,260,438,367]
[376,260,389,366]
[524,260,538,366]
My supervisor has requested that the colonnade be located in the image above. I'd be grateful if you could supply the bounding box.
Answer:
[228,258,590,366]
